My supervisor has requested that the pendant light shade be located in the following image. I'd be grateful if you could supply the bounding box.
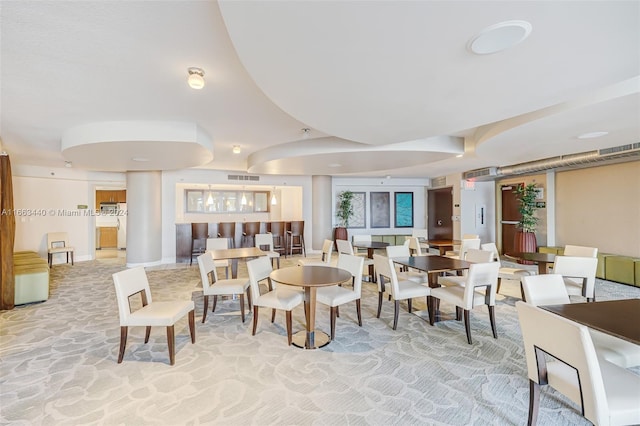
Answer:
[187,67,205,89]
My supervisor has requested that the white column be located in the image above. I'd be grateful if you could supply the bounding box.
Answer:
[126,171,162,267]
[311,175,332,250]
[546,170,556,247]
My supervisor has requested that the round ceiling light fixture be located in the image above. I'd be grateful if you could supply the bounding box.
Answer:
[232,145,241,154]
[577,131,609,139]
[467,20,532,55]
[187,67,205,89]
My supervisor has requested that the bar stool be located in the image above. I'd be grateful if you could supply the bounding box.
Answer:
[190,223,209,265]
[286,220,306,257]
[267,221,286,257]
[217,222,236,248]
[241,222,261,248]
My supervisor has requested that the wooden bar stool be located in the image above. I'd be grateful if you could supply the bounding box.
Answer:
[241,222,261,248]
[217,222,236,248]
[190,223,208,266]
[267,221,287,257]
[286,220,306,257]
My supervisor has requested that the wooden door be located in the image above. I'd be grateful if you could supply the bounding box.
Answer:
[501,183,523,255]
[428,187,453,240]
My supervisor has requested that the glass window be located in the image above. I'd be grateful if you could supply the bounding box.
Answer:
[186,189,271,214]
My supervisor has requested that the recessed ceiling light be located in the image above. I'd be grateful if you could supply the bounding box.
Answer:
[187,67,205,89]
[232,145,241,154]
[577,131,609,139]
[132,157,149,162]
[467,20,532,55]
[328,163,342,168]
[64,161,72,168]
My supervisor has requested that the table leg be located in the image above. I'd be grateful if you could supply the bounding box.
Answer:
[367,248,377,283]
[537,262,547,275]
[291,286,330,349]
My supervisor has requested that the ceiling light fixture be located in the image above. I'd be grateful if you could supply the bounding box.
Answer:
[232,145,241,154]
[241,193,247,206]
[64,161,72,168]
[467,20,532,55]
[577,131,609,139]
[187,67,205,89]
[302,128,311,139]
[271,187,277,205]
[206,185,213,206]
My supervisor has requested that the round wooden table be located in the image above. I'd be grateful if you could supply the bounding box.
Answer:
[270,266,351,349]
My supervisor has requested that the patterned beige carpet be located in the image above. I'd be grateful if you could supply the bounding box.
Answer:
[1,254,639,425]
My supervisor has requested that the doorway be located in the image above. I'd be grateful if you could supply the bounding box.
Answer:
[500,183,523,255]
[427,187,453,240]
[95,188,127,260]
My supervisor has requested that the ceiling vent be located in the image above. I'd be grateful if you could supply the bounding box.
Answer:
[430,176,447,188]
[227,174,260,181]
[463,143,639,181]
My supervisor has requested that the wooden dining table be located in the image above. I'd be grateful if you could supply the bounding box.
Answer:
[269,266,351,349]
[352,241,389,282]
[208,247,266,278]
[541,298,640,345]
[506,251,556,275]
[425,239,461,256]
[392,255,472,322]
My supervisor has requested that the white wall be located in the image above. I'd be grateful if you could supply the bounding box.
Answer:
[460,180,496,244]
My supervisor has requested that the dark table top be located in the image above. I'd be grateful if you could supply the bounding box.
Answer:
[541,299,640,345]
[392,255,472,274]
[426,239,461,247]
[270,266,352,288]
[352,241,390,249]
[506,252,556,263]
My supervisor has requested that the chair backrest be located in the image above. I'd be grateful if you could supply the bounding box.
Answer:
[458,238,481,259]
[462,262,500,308]
[246,256,273,301]
[47,232,70,248]
[255,233,274,251]
[197,253,219,291]
[406,237,423,256]
[464,249,494,263]
[521,274,570,306]
[553,256,598,299]
[373,254,400,296]
[337,254,365,297]
[516,301,608,425]
[289,220,304,236]
[217,222,235,238]
[243,221,261,236]
[563,245,598,257]
[336,239,355,255]
[352,234,372,244]
[320,239,333,263]
[480,242,501,266]
[113,267,152,325]
[206,237,228,251]
[411,229,428,240]
[386,244,410,258]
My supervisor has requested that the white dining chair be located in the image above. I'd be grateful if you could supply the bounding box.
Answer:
[516,301,640,426]
[112,267,195,365]
[437,248,494,287]
[444,238,480,259]
[206,237,230,279]
[255,233,280,269]
[316,254,365,340]
[336,239,374,280]
[521,274,640,369]
[553,255,598,302]
[385,244,428,284]
[298,239,335,267]
[481,242,534,296]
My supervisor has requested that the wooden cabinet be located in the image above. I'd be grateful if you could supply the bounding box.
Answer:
[99,227,118,248]
[95,190,126,209]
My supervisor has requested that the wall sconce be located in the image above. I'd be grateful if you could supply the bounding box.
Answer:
[271,188,277,205]
[187,67,205,89]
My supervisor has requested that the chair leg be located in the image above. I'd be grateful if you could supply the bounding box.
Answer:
[377,291,383,318]
[118,326,128,363]
[428,296,436,326]
[276,257,280,269]
[144,326,151,343]
[336,306,340,317]
[528,380,540,426]
[423,296,430,322]
[188,310,195,344]
[225,266,229,279]
[252,306,259,336]
[286,310,293,345]
[71,252,74,265]
[356,299,362,326]
[455,306,462,321]
[246,288,252,310]
[497,277,502,294]
[239,293,245,323]
[393,300,400,330]
[212,295,217,312]
[407,298,412,313]
[489,305,497,338]
[167,325,176,365]
[464,309,472,344]
[202,295,209,323]
[330,306,337,340]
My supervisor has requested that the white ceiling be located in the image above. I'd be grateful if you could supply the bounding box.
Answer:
[1,1,638,178]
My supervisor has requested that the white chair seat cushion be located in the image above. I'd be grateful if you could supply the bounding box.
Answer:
[398,270,429,284]
[498,267,532,279]
[590,329,640,368]
[48,247,74,254]
[125,301,195,327]
[256,288,304,311]
[213,259,230,268]
[394,280,431,299]
[437,275,466,287]
[600,359,640,425]
[430,286,485,308]
[204,278,249,295]
[297,258,337,267]
[265,251,280,259]
[355,254,374,265]
[316,286,357,307]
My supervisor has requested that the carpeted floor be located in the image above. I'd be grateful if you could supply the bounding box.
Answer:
[1,254,638,425]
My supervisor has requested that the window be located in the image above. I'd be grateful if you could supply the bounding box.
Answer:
[185,189,271,213]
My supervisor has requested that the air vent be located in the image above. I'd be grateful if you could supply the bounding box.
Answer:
[227,174,260,181]
[463,167,497,181]
[430,176,447,188]
[599,142,640,157]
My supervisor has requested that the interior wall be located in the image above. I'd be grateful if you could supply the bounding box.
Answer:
[555,161,640,257]
[460,180,496,244]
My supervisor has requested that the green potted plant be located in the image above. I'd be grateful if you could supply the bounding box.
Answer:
[514,183,540,256]
[334,190,354,244]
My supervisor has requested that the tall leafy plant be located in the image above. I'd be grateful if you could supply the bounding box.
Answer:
[336,190,354,228]
[515,183,539,233]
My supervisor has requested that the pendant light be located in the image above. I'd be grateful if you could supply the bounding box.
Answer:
[205,185,213,206]
[240,187,247,206]
[271,187,277,205]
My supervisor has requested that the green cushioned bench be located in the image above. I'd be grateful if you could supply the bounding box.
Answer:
[605,255,640,286]
[13,251,50,305]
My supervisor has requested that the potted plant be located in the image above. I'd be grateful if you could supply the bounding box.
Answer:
[514,183,540,257]
[334,190,354,245]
